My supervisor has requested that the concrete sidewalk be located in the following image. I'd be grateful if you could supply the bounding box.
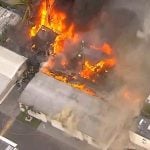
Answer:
[38,122,98,150]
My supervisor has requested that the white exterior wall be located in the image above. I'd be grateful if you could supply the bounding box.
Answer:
[50,119,84,141]
[50,119,106,149]
[19,103,47,122]
[129,131,150,149]
[19,104,103,149]
[28,112,106,149]
[28,110,47,123]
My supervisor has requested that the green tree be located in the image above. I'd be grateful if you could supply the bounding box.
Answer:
[7,0,33,25]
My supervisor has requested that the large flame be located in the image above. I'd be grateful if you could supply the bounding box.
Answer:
[29,0,116,95]
[30,0,78,53]
[41,67,96,96]
[80,43,116,80]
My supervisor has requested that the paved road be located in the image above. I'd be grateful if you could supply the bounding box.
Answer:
[0,112,10,132]
[6,121,78,150]
[0,112,77,150]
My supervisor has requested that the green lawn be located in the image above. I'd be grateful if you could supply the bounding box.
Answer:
[17,112,41,128]
[0,0,24,6]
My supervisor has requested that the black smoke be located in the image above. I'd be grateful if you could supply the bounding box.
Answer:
[53,0,109,31]
[53,0,141,44]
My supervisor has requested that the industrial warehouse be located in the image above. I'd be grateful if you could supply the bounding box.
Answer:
[0,0,150,150]
[0,46,27,104]
[19,72,119,149]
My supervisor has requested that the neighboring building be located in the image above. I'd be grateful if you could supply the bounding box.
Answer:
[129,94,150,150]
[129,116,150,150]
[0,46,27,104]
[0,135,18,150]
[19,72,120,150]
[0,6,20,35]
[145,94,150,104]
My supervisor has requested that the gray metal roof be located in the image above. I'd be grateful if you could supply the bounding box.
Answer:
[0,46,27,79]
[0,139,15,150]
[19,72,118,145]
[19,72,107,116]
[0,6,20,34]
[136,116,150,139]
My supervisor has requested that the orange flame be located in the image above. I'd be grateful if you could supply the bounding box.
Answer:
[80,58,116,80]
[30,0,78,53]
[29,0,117,95]
[90,43,113,55]
[41,67,96,96]
[81,43,116,80]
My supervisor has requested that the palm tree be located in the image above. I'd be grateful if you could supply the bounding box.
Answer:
[19,0,33,25]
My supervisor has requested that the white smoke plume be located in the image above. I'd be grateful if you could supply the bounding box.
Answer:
[97,0,150,149]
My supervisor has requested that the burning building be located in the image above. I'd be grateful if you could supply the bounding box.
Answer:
[18,0,144,149]
[18,0,119,149]
[28,0,116,94]
[19,72,120,149]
